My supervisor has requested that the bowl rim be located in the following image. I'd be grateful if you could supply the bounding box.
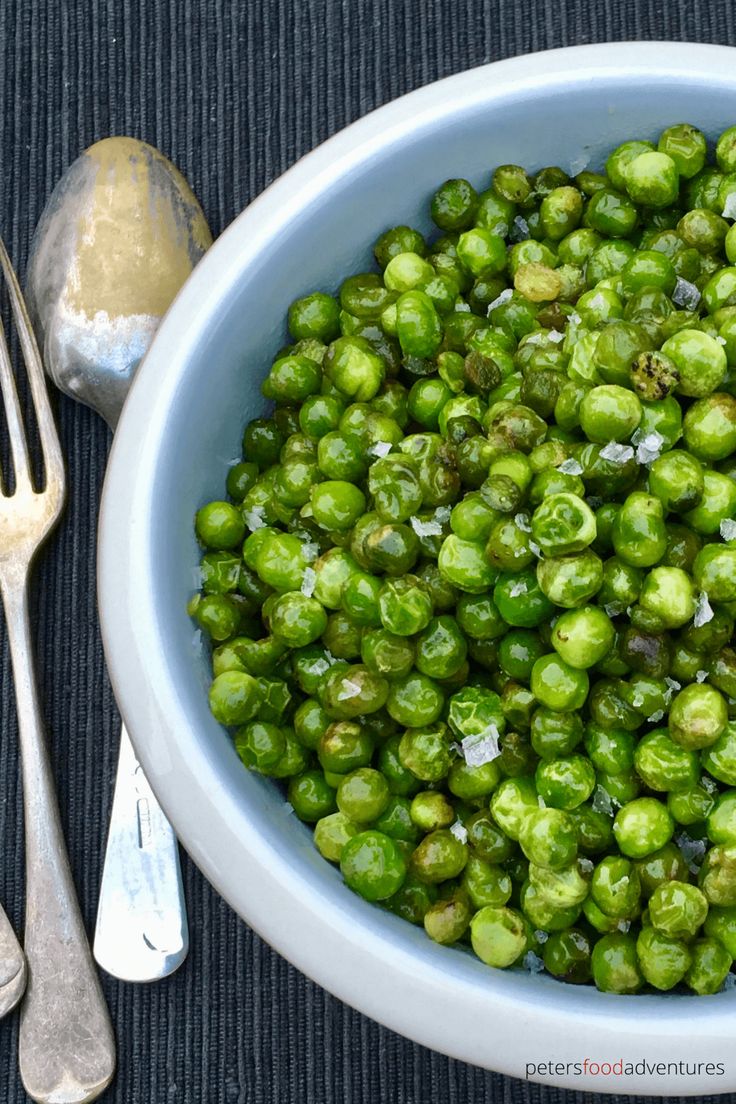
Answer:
[99,41,736,1095]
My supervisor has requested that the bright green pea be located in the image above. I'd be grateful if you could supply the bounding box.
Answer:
[551,606,615,669]
[386,672,445,728]
[638,566,696,629]
[591,855,641,918]
[323,336,385,401]
[625,151,679,208]
[438,534,497,594]
[535,754,596,809]
[519,807,578,870]
[531,493,597,557]
[530,654,589,713]
[669,684,728,751]
[208,671,262,727]
[650,880,709,938]
[684,394,736,462]
[613,797,674,859]
[612,491,667,568]
[636,926,692,991]
[536,549,604,608]
[341,829,406,900]
[661,329,727,398]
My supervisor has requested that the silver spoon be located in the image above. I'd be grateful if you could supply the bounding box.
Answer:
[0,902,25,1019]
[26,137,213,982]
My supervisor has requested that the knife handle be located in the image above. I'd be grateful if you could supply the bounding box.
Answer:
[93,725,188,982]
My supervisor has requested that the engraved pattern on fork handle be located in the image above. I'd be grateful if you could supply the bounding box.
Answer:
[93,725,188,982]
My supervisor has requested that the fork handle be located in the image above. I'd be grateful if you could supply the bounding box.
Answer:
[93,724,188,981]
[1,573,115,1104]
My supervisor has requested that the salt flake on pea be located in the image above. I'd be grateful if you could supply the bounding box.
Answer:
[719,518,736,541]
[449,821,468,844]
[557,458,583,476]
[600,442,635,464]
[693,591,715,628]
[672,276,701,310]
[461,726,502,767]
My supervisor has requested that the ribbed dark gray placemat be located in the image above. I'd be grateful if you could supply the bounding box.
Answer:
[0,2,735,1101]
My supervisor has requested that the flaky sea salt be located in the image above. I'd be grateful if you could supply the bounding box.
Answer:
[723,192,736,219]
[702,775,719,795]
[569,153,590,176]
[192,630,203,656]
[617,920,631,933]
[514,512,532,532]
[511,215,530,241]
[450,820,468,844]
[578,857,594,874]
[522,951,545,974]
[535,930,549,944]
[720,518,736,541]
[301,567,317,597]
[695,669,709,683]
[368,440,392,459]
[722,972,736,991]
[461,725,502,767]
[557,458,583,476]
[537,795,547,808]
[434,506,453,524]
[569,311,582,325]
[410,515,444,537]
[647,710,665,723]
[302,541,319,562]
[671,277,701,310]
[455,301,471,313]
[192,566,203,588]
[694,591,715,628]
[633,430,665,465]
[509,580,528,598]
[487,288,514,315]
[548,329,565,344]
[337,679,362,702]
[717,335,728,345]
[529,540,542,558]
[592,786,614,817]
[604,602,624,618]
[243,505,267,530]
[600,442,635,464]
[677,833,706,873]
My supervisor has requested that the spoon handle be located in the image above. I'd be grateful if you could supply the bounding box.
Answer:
[0,901,26,1020]
[93,725,188,982]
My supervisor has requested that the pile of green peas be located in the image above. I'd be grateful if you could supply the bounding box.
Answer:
[190,121,736,995]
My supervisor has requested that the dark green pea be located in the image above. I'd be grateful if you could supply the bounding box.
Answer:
[585,189,638,237]
[494,568,554,628]
[634,842,689,897]
[431,178,478,231]
[493,164,532,205]
[569,803,614,855]
[543,927,592,983]
[530,708,583,760]
[287,770,337,822]
[226,461,259,502]
[377,734,421,797]
[497,630,545,682]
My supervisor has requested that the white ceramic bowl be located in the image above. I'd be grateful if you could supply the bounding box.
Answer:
[100,42,736,1096]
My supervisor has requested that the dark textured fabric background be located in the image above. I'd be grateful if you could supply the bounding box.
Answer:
[0,1,735,1101]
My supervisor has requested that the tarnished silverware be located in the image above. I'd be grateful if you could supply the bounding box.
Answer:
[26,137,212,982]
[0,901,25,1019]
[0,237,115,1103]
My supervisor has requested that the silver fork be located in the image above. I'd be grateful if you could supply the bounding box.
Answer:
[0,238,115,1104]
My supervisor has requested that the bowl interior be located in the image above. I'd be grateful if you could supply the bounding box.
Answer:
[102,44,736,1090]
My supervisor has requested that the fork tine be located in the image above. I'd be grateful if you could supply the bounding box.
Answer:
[0,311,32,494]
[0,237,64,492]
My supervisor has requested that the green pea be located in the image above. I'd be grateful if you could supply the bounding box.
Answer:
[669,684,728,751]
[519,807,578,870]
[585,189,638,238]
[685,937,733,994]
[530,655,589,713]
[323,336,385,401]
[386,672,445,728]
[649,880,709,938]
[410,829,468,883]
[536,549,604,609]
[612,491,667,568]
[398,725,452,783]
[591,932,643,993]
[321,665,388,720]
[661,329,727,398]
[423,891,473,944]
[531,493,596,557]
[494,569,554,628]
[625,150,679,208]
[535,755,596,810]
[490,776,539,840]
[636,926,692,991]
[470,905,528,967]
[613,797,674,859]
[634,728,699,792]
[438,534,497,594]
[208,671,262,727]
[699,844,736,906]
[196,500,246,550]
[340,830,406,900]
[269,592,328,647]
[591,855,641,918]
[543,927,592,983]
[551,606,615,669]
